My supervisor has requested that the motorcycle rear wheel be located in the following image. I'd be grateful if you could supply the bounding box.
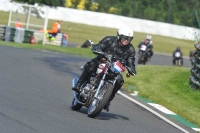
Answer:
[87,82,114,118]
[71,98,82,111]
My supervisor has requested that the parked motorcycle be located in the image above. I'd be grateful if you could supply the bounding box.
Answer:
[138,44,149,65]
[71,43,135,118]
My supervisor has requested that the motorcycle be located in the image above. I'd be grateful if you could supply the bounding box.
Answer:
[174,52,183,66]
[138,44,149,65]
[71,42,135,118]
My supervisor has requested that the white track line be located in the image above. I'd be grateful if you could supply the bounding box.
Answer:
[118,91,190,133]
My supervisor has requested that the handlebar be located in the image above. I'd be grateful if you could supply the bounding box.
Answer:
[90,40,136,76]
[93,51,136,76]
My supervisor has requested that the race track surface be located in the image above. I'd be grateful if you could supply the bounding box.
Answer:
[0,45,195,133]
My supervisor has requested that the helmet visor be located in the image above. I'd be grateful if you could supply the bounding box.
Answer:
[146,39,151,44]
[120,35,133,42]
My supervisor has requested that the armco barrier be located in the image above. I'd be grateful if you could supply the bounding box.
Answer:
[0,25,62,46]
[189,43,200,90]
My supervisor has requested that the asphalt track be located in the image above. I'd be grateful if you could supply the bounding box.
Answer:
[0,44,195,133]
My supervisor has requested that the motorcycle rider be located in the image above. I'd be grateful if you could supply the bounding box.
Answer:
[172,47,183,65]
[72,26,137,112]
[138,35,153,61]
[46,20,62,41]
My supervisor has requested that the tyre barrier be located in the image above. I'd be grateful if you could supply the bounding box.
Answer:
[0,25,64,46]
[189,43,200,90]
[0,25,6,40]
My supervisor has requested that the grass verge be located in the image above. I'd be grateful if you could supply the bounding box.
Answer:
[123,65,200,127]
[0,40,95,58]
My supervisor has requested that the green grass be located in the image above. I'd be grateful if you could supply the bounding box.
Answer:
[0,41,96,58]
[1,11,200,128]
[123,66,200,127]
[0,11,196,56]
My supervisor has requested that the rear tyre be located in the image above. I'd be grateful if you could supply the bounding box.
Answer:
[71,98,82,111]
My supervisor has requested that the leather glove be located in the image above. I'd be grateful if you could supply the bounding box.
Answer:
[128,68,136,76]
[126,66,136,76]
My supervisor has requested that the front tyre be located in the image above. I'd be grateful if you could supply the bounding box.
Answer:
[71,98,82,111]
[138,52,144,64]
[87,82,114,118]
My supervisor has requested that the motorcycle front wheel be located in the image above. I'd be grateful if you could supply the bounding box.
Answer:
[138,52,144,65]
[87,82,114,118]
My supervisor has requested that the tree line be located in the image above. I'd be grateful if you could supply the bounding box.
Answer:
[11,0,200,28]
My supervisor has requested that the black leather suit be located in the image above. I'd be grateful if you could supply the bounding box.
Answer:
[78,36,136,101]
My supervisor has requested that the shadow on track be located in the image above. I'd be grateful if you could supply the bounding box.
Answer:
[71,108,129,121]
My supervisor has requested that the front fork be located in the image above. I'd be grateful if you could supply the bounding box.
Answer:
[94,77,105,99]
[93,71,117,99]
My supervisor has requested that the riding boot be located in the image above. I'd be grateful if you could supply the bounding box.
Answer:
[104,101,110,112]
[104,93,116,112]
[104,75,124,112]
[104,93,115,112]
[72,69,90,93]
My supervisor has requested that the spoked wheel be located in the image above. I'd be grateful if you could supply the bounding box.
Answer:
[87,82,114,118]
[71,98,82,111]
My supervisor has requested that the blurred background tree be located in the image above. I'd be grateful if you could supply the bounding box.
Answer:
[11,0,66,7]
[65,0,200,28]
[12,0,200,28]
